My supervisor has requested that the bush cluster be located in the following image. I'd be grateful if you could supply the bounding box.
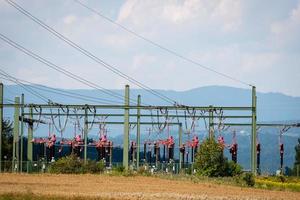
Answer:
[194,137,242,177]
[48,154,105,174]
[242,172,255,186]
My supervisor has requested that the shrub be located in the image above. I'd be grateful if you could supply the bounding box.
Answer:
[82,160,105,174]
[49,154,81,174]
[113,165,125,173]
[276,175,287,183]
[48,154,105,174]
[122,169,135,177]
[137,165,151,176]
[96,160,106,173]
[225,161,243,176]
[242,172,255,187]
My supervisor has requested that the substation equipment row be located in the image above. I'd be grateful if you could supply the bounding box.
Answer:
[0,83,299,174]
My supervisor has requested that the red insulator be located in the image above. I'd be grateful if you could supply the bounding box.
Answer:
[280,143,284,154]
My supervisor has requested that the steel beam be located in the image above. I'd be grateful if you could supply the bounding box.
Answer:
[209,105,214,138]
[213,123,300,127]
[123,85,130,170]
[179,123,183,170]
[27,106,33,172]
[257,123,300,127]
[84,107,88,163]
[13,96,20,172]
[2,103,253,111]
[20,94,24,172]
[136,95,141,168]
[0,83,3,172]
[251,86,257,175]
[22,113,253,119]
[89,122,182,125]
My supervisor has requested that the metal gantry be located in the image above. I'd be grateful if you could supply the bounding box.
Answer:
[0,83,299,175]
[0,83,3,172]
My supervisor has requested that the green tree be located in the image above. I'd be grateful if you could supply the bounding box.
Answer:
[194,137,242,177]
[1,119,13,160]
[194,137,227,176]
[293,138,300,176]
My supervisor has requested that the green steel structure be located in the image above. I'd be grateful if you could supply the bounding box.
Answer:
[27,106,33,172]
[0,83,2,172]
[123,85,130,169]
[20,94,24,172]
[12,96,20,172]
[251,86,257,174]
[136,95,141,168]
[0,83,299,175]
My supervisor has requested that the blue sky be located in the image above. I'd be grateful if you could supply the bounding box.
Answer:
[0,0,300,96]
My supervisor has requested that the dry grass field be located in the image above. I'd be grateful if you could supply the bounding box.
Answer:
[0,173,299,200]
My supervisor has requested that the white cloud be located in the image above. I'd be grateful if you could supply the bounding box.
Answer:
[101,33,135,48]
[63,15,77,25]
[270,1,300,49]
[117,0,242,32]
[211,0,242,32]
[1,0,300,96]
[131,54,156,71]
[241,52,281,73]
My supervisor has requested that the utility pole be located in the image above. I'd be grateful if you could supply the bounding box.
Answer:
[27,106,33,172]
[209,105,214,139]
[136,95,141,168]
[251,86,257,175]
[0,83,3,172]
[123,85,130,170]
[20,94,24,172]
[179,123,183,170]
[84,106,88,163]
[13,96,20,172]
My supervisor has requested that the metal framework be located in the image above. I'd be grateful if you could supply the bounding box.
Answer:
[0,83,299,174]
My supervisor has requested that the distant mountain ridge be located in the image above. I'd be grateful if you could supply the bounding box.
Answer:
[4,84,300,122]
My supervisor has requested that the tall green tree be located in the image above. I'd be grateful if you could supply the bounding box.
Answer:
[194,137,242,177]
[194,137,227,176]
[1,119,13,160]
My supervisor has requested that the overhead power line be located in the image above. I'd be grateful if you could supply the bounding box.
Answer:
[0,72,123,104]
[0,69,51,103]
[0,33,134,104]
[5,0,178,105]
[4,98,14,103]
[74,0,253,87]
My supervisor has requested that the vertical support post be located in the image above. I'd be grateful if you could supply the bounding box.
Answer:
[110,142,113,167]
[84,106,88,163]
[13,96,20,172]
[27,106,33,172]
[136,95,141,168]
[179,123,182,170]
[209,105,214,139]
[0,83,3,172]
[20,94,24,172]
[123,85,130,170]
[251,86,257,175]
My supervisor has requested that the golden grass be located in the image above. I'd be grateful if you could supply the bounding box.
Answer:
[0,192,114,200]
[0,173,299,200]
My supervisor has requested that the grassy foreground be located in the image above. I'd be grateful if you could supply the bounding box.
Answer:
[0,173,299,200]
[0,193,112,200]
[255,176,300,192]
